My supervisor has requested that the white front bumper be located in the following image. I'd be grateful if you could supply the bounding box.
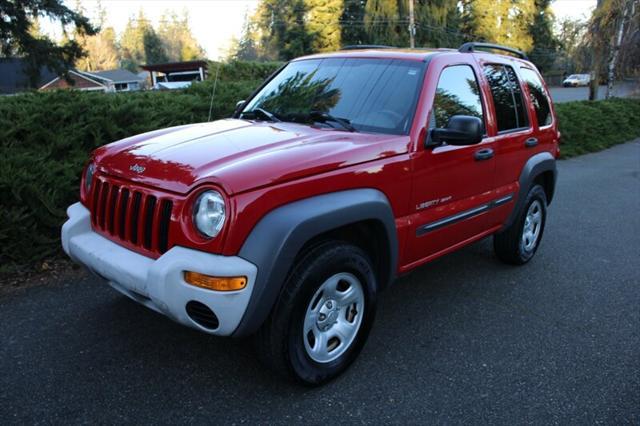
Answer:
[61,202,257,336]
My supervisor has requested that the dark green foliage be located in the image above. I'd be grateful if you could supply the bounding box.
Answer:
[0,0,97,87]
[528,0,558,73]
[0,83,637,275]
[209,60,283,82]
[555,98,640,158]
[0,79,260,274]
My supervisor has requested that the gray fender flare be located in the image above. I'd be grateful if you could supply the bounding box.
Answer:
[503,152,557,230]
[233,188,398,337]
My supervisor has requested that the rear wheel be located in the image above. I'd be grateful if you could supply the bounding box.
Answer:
[256,241,377,385]
[494,184,547,265]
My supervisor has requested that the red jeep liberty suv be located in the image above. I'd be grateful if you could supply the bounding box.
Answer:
[62,43,559,385]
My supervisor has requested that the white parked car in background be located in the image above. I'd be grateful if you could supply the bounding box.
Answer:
[563,74,591,87]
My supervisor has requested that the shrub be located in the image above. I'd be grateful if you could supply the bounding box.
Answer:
[0,90,638,275]
[555,98,640,158]
[0,80,260,274]
[209,60,283,82]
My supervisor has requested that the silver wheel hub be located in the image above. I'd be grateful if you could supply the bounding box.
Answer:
[521,200,542,252]
[303,272,365,363]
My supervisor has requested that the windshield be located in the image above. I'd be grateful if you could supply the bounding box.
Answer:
[241,58,425,135]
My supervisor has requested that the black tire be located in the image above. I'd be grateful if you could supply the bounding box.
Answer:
[255,241,377,386]
[494,184,547,265]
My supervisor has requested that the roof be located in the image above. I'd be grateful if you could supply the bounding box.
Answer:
[295,45,533,64]
[85,69,144,83]
[0,58,58,94]
[141,60,208,73]
[39,70,107,91]
[294,48,446,62]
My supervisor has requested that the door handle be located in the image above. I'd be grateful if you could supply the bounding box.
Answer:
[525,137,539,148]
[474,148,494,161]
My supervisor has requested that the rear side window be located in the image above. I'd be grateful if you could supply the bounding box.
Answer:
[520,68,552,127]
[483,64,529,132]
[431,65,484,129]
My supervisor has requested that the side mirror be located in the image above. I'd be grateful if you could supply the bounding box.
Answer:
[428,115,483,147]
[233,100,246,117]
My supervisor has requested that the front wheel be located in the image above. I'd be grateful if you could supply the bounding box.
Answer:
[494,184,547,265]
[256,241,377,385]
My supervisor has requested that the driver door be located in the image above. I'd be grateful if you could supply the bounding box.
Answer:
[406,63,497,267]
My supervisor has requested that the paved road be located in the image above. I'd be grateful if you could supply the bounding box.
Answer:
[2,141,639,424]
[550,82,638,103]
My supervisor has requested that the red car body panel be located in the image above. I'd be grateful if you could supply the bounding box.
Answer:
[82,49,559,276]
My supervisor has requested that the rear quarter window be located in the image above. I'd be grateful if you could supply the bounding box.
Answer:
[483,64,529,132]
[520,68,553,127]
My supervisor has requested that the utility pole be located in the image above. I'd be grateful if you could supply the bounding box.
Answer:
[409,0,416,48]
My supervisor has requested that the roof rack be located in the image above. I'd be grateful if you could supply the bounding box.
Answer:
[458,42,528,60]
[340,45,395,50]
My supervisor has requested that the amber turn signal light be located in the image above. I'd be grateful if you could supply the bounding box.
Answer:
[184,272,247,291]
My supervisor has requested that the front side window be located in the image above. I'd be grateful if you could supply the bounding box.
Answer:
[431,65,484,129]
[241,58,425,135]
[484,64,529,132]
[520,68,552,127]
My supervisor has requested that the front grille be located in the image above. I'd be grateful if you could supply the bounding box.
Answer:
[90,176,173,256]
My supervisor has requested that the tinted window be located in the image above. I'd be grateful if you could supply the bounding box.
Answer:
[484,64,529,132]
[431,65,483,129]
[242,58,424,135]
[521,68,552,126]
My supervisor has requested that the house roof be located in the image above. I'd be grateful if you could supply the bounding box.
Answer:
[141,60,208,73]
[0,58,58,94]
[39,69,107,91]
[83,69,144,83]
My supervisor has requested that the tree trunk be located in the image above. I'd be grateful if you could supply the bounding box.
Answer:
[589,0,605,101]
[606,0,634,99]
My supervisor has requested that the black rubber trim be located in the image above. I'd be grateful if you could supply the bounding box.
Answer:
[502,152,557,230]
[416,193,513,236]
[458,42,528,60]
[233,189,398,338]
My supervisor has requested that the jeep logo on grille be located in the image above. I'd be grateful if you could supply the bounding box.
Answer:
[129,164,146,174]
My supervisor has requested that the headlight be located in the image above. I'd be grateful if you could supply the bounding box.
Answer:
[84,163,95,192]
[193,190,226,238]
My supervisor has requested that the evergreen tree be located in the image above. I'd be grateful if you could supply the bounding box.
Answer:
[340,0,367,46]
[119,10,167,71]
[461,0,536,52]
[305,0,344,52]
[253,0,314,60]
[143,27,168,65]
[0,0,97,86]
[528,0,559,72]
[364,0,403,46]
[230,10,259,60]
[415,0,464,48]
[158,11,205,62]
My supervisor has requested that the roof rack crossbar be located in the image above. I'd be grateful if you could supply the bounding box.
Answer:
[340,45,395,50]
[458,42,528,60]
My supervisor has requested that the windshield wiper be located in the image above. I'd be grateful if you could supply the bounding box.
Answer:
[240,107,281,122]
[309,111,357,132]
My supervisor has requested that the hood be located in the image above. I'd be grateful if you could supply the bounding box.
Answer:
[94,119,409,195]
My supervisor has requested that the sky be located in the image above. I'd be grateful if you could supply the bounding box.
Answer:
[43,0,598,60]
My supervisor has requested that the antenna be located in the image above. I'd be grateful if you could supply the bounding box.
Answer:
[208,61,221,122]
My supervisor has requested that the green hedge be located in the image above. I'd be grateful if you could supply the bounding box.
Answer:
[0,80,260,274]
[209,60,283,82]
[0,91,638,274]
[555,98,640,158]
